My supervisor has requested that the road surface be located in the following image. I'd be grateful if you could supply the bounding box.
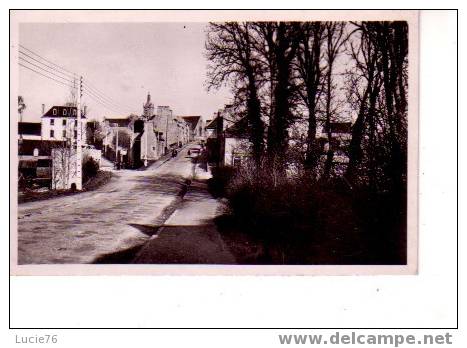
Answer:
[17,146,197,264]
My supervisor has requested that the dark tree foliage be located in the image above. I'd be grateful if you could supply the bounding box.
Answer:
[82,156,99,183]
[345,21,408,193]
[206,22,265,165]
[205,20,408,194]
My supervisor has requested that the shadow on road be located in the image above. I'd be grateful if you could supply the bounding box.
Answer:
[92,244,144,264]
[92,223,234,264]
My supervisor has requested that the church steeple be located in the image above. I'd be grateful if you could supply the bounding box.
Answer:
[143,92,154,118]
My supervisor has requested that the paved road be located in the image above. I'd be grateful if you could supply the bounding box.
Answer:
[17,146,196,264]
[133,167,236,264]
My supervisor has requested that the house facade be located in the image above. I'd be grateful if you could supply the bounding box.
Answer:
[205,105,251,167]
[103,93,191,167]
[18,105,89,189]
[180,115,204,142]
[318,122,352,164]
[41,105,87,143]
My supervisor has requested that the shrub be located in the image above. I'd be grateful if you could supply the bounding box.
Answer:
[208,165,237,197]
[82,156,99,183]
[224,161,317,240]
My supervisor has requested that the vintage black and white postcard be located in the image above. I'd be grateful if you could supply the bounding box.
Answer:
[10,10,419,275]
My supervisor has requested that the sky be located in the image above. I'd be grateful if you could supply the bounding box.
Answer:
[18,22,231,122]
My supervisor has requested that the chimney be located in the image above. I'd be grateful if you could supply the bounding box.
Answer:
[41,104,45,114]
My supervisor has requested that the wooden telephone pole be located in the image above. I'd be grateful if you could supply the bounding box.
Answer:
[75,76,83,190]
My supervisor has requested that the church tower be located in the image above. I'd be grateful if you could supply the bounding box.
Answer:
[143,92,154,119]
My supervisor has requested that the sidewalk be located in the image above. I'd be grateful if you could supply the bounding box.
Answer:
[132,160,236,264]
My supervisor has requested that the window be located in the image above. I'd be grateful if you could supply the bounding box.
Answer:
[75,120,77,127]
[62,119,67,126]
[52,108,57,115]
[50,130,54,138]
[50,119,54,125]
[74,130,77,139]
[63,109,67,116]
[62,130,66,138]
[73,109,77,116]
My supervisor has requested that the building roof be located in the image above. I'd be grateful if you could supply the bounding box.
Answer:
[205,118,218,130]
[180,116,201,131]
[18,122,41,136]
[18,139,66,156]
[224,117,249,139]
[323,122,352,134]
[105,118,132,127]
[104,115,131,119]
[42,106,87,119]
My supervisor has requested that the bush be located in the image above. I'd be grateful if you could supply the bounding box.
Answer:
[213,159,406,264]
[207,166,237,198]
[82,156,99,183]
[224,161,317,240]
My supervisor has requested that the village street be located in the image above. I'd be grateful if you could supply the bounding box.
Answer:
[17,145,202,264]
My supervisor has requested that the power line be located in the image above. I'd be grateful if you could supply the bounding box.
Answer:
[19,44,78,77]
[19,49,76,80]
[19,63,75,89]
[84,93,129,116]
[19,44,137,115]
[19,56,76,85]
[83,80,136,113]
[83,90,129,115]
[82,86,129,114]
[83,84,134,114]
[83,91,122,115]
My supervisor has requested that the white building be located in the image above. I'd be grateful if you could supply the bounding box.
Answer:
[41,105,87,143]
[102,93,191,167]
[205,105,251,167]
[318,122,352,164]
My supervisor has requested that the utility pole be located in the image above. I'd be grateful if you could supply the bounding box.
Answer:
[165,111,169,154]
[144,122,148,167]
[75,76,83,190]
[115,126,119,169]
[104,121,109,159]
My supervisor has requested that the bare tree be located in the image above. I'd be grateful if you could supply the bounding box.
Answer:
[345,21,408,192]
[253,22,301,163]
[206,22,265,164]
[112,130,131,149]
[86,119,104,149]
[294,22,326,174]
[373,21,408,192]
[345,23,381,187]
[322,22,346,178]
[18,95,26,122]
[245,22,300,171]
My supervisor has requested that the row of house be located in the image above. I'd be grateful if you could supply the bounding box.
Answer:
[18,92,208,191]
[204,104,352,170]
[101,93,204,168]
